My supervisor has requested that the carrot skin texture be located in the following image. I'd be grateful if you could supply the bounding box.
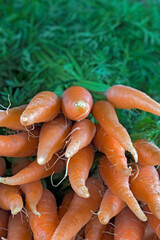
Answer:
[20,91,60,126]
[143,222,158,240]
[27,189,59,240]
[61,86,93,121]
[92,100,138,162]
[99,156,147,222]
[98,188,126,225]
[65,119,96,158]
[114,207,146,240]
[100,223,114,240]
[37,114,72,165]
[85,216,106,240]
[106,84,160,116]
[0,157,6,176]
[58,190,74,220]
[68,145,94,198]
[11,157,31,175]
[0,209,10,238]
[51,177,104,240]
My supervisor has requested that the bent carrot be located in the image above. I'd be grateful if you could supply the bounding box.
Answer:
[100,223,114,240]
[106,85,160,116]
[61,86,93,121]
[11,157,31,175]
[27,189,59,240]
[68,145,94,198]
[0,209,10,239]
[37,114,72,165]
[92,100,138,162]
[0,184,23,215]
[134,139,160,166]
[51,177,104,240]
[98,188,126,225]
[0,157,6,176]
[85,216,106,240]
[58,190,74,220]
[99,156,147,222]
[20,91,60,126]
[93,124,131,176]
[65,119,96,158]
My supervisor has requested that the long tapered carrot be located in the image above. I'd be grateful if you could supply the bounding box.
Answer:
[92,100,138,162]
[0,157,6,176]
[20,91,60,126]
[27,189,59,240]
[0,184,23,215]
[11,158,31,175]
[84,216,106,240]
[114,207,146,240]
[106,85,160,116]
[100,223,114,240]
[0,127,39,157]
[37,114,72,165]
[0,154,65,185]
[65,119,96,158]
[68,145,94,198]
[94,124,131,176]
[51,177,104,240]
[58,190,74,220]
[98,188,126,225]
[130,165,160,220]
[99,156,147,222]
[134,139,160,166]
[0,209,10,239]
[61,86,93,121]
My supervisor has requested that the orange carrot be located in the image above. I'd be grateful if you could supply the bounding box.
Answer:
[143,222,158,240]
[58,190,74,220]
[130,165,160,219]
[0,183,23,215]
[100,223,114,240]
[65,119,96,158]
[51,177,104,240]
[37,114,72,165]
[134,139,160,166]
[98,188,126,225]
[0,154,65,185]
[68,145,94,198]
[61,86,93,121]
[92,100,138,162]
[93,124,131,176]
[99,156,147,222]
[20,91,60,126]
[0,209,10,239]
[106,85,160,116]
[0,157,6,176]
[11,157,31,175]
[114,207,146,240]
[85,216,106,240]
[27,188,59,240]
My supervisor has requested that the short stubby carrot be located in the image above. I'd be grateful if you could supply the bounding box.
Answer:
[11,157,31,175]
[134,139,160,166]
[93,124,131,176]
[100,223,114,240]
[0,127,40,157]
[106,84,160,116]
[0,209,10,239]
[114,207,146,240]
[0,154,65,185]
[99,156,147,222]
[98,188,126,225]
[68,145,94,198]
[84,216,106,240]
[130,165,160,220]
[58,190,74,220]
[61,86,93,121]
[27,188,59,240]
[20,91,60,126]
[92,100,138,162]
[0,183,23,215]
[51,177,104,240]
[0,157,6,176]
[65,119,96,158]
[37,114,72,165]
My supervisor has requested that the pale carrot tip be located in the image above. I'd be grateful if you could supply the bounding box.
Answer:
[37,157,45,165]
[21,116,28,124]
[75,100,87,109]
[32,209,41,217]
[78,186,90,198]
[0,177,5,183]
[122,166,132,176]
[11,205,23,215]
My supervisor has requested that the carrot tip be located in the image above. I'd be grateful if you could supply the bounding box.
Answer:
[78,186,90,198]
[21,116,28,124]
[0,177,5,183]
[37,157,45,165]
[11,205,23,215]
[32,209,41,217]
[75,100,87,109]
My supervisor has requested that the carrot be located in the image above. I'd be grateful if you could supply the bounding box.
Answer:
[130,165,160,219]
[114,207,146,240]
[61,86,93,121]
[134,139,160,166]
[100,223,114,240]
[20,91,60,126]
[58,190,74,220]
[92,100,138,162]
[98,188,126,225]
[0,154,65,185]
[51,177,104,240]
[99,156,147,222]
[68,145,94,198]
[0,157,6,176]
[37,114,72,165]
[84,216,106,240]
[65,119,96,158]
[27,188,59,240]
[0,127,39,157]
[0,209,10,239]
[11,157,31,175]
[93,124,131,176]
[0,183,23,215]
[106,84,160,116]
[143,222,158,240]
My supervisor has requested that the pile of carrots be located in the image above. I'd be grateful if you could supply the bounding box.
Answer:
[0,84,160,240]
